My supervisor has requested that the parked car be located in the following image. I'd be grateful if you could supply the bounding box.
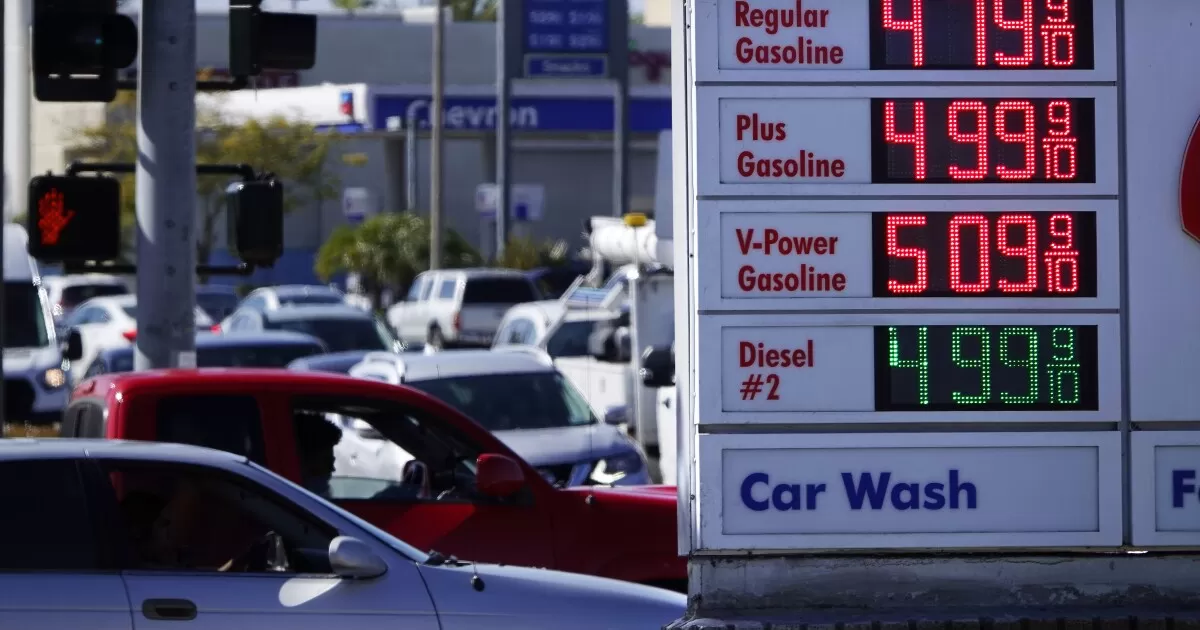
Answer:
[58,294,214,384]
[387,269,541,349]
[195,284,241,321]
[347,347,651,487]
[80,331,327,379]
[0,439,685,629]
[64,369,685,591]
[41,272,129,321]
[494,300,623,358]
[220,304,403,353]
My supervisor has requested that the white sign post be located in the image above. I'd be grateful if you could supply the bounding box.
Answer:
[669,0,1200,623]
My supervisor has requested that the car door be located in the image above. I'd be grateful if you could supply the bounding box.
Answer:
[0,458,131,630]
[283,396,558,570]
[89,458,440,630]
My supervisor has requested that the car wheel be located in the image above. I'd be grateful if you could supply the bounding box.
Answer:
[427,326,445,350]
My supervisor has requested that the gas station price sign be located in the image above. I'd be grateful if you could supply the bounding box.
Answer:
[870,97,1097,183]
[871,211,1097,297]
[874,325,1099,411]
[869,0,1096,70]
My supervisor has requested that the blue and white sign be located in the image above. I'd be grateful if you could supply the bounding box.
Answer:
[475,183,545,221]
[1131,433,1200,546]
[374,94,671,134]
[524,0,608,54]
[699,432,1122,551]
[342,187,378,225]
[525,55,608,79]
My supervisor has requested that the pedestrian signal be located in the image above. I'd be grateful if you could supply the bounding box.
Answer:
[26,175,122,263]
[226,179,284,267]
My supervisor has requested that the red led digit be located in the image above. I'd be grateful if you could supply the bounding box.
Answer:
[995,100,1036,180]
[883,0,924,67]
[886,214,929,294]
[947,100,989,180]
[1042,100,1078,180]
[1041,0,1076,67]
[969,0,988,67]
[948,214,990,293]
[884,100,927,180]
[996,214,1038,292]
[993,0,1035,66]
[1045,213,1080,292]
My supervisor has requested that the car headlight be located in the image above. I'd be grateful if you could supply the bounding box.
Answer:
[42,368,67,389]
[589,452,645,485]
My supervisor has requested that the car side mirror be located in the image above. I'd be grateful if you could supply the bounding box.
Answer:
[604,406,628,426]
[476,453,525,498]
[328,536,387,579]
[640,345,674,388]
[62,329,83,362]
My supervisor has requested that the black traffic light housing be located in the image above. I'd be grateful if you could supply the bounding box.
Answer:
[33,0,138,102]
[230,1,317,77]
[226,178,284,267]
[26,174,122,263]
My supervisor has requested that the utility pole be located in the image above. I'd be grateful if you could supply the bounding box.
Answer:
[610,0,629,218]
[495,0,518,261]
[4,0,28,222]
[0,0,7,425]
[133,0,198,370]
[428,0,445,270]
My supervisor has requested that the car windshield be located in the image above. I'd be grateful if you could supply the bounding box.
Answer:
[122,304,211,325]
[545,319,599,357]
[196,292,241,320]
[277,293,343,306]
[408,371,597,432]
[4,282,49,348]
[269,317,396,353]
[105,342,325,373]
[60,284,127,309]
[462,279,538,304]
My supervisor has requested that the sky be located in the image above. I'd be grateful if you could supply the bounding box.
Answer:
[186,0,646,16]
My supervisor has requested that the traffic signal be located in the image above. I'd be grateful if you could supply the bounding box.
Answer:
[229,1,317,77]
[26,174,122,263]
[226,179,284,267]
[32,0,138,102]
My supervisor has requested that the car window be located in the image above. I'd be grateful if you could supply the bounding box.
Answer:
[404,278,426,302]
[120,304,210,326]
[418,280,434,301]
[196,292,241,320]
[462,278,538,304]
[545,319,602,357]
[290,397,514,506]
[496,317,534,346]
[437,279,457,300]
[85,356,111,378]
[278,293,343,306]
[61,284,128,309]
[97,460,337,574]
[63,399,107,437]
[155,395,267,465]
[197,343,325,368]
[269,317,395,353]
[0,460,99,570]
[4,281,50,348]
[409,371,597,431]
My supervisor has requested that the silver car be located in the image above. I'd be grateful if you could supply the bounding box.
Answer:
[0,439,685,630]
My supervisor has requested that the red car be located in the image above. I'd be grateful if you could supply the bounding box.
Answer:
[66,369,685,591]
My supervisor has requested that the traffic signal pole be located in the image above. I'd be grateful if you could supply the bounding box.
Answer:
[4,0,29,223]
[132,0,198,371]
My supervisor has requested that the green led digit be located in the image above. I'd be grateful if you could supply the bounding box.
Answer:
[999,327,1039,404]
[889,326,929,405]
[951,327,991,404]
[1047,327,1081,405]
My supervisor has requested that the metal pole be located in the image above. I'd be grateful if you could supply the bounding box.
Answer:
[3,0,27,224]
[405,116,417,211]
[428,0,445,270]
[495,0,517,261]
[133,0,197,370]
[0,0,7,426]
[610,0,630,219]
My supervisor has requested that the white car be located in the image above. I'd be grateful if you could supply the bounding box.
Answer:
[60,294,214,383]
[0,439,685,630]
[387,269,542,349]
[41,272,130,321]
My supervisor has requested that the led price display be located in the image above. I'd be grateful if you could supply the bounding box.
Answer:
[871,211,1097,297]
[871,98,1097,183]
[873,325,1099,411]
[869,0,1095,70]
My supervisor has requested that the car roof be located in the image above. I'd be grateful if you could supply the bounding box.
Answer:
[3,225,34,281]
[0,438,250,465]
[44,273,126,287]
[288,349,374,372]
[97,331,325,359]
[196,285,239,296]
[83,294,136,308]
[361,348,555,382]
[263,304,372,321]
[260,284,342,297]
[425,268,531,280]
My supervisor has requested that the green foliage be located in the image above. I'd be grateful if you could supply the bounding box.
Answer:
[315,212,483,305]
[67,88,347,265]
[331,0,378,14]
[495,236,571,270]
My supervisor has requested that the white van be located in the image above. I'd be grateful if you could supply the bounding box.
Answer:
[3,225,69,424]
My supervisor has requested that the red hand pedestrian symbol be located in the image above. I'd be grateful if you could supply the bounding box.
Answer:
[37,188,74,246]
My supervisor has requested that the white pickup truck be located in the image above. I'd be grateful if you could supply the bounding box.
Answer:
[386,268,542,349]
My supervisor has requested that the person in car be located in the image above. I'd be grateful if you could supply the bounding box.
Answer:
[294,411,343,497]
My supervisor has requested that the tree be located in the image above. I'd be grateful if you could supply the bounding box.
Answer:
[315,212,482,308]
[447,0,497,21]
[331,0,377,15]
[495,236,571,270]
[67,88,346,266]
